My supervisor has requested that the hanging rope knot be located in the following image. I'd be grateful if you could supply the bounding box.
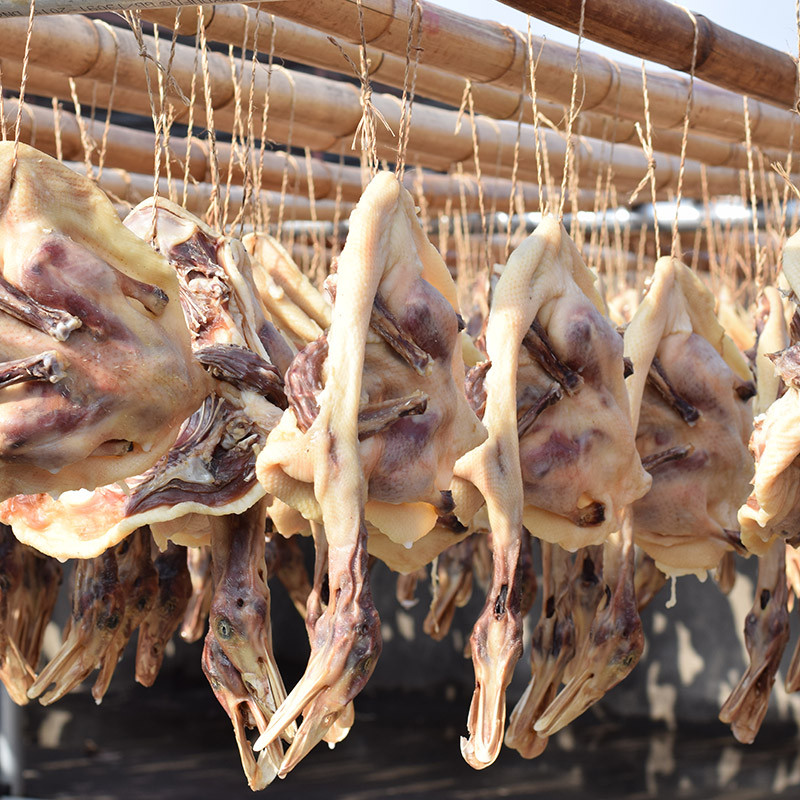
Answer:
[628,122,656,205]
[328,28,391,182]
[773,162,800,201]
[124,11,192,108]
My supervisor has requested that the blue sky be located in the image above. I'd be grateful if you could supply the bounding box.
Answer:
[432,1,797,71]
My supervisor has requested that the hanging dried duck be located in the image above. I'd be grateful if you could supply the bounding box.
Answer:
[0,144,209,496]
[0,198,288,558]
[253,172,485,774]
[454,215,649,768]
[624,257,755,575]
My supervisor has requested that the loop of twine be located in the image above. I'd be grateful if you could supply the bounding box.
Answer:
[670,5,700,260]
[526,18,545,214]
[239,5,262,235]
[630,61,661,261]
[357,0,383,182]
[0,60,6,142]
[67,78,95,177]
[743,96,767,289]
[303,145,322,282]
[504,53,526,262]
[182,7,203,210]
[255,13,278,231]
[455,80,489,276]
[124,9,164,241]
[222,43,243,232]
[557,0,588,222]
[95,21,122,182]
[11,0,36,182]
[331,145,346,261]
[159,17,182,204]
[273,65,297,243]
[51,97,62,160]
[395,0,422,181]
[327,33,392,184]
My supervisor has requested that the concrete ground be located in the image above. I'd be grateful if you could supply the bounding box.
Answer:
[14,678,800,800]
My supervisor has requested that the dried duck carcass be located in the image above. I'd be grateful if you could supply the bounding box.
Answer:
[454,216,649,767]
[0,144,207,506]
[624,257,754,575]
[0,198,287,559]
[721,280,794,743]
[253,172,485,775]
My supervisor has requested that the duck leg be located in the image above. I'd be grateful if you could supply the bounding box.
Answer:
[720,537,789,743]
[563,545,604,683]
[535,511,644,735]
[714,551,737,596]
[15,548,62,671]
[785,546,800,692]
[209,500,291,737]
[634,551,667,610]
[519,529,538,617]
[136,541,193,687]
[395,567,426,610]
[264,532,312,619]
[0,526,35,704]
[194,344,286,406]
[369,294,433,375]
[28,549,124,705]
[646,356,700,425]
[180,545,213,643]
[424,535,476,641]
[93,528,159,702]
[295,522,356,749]
[255,516,380,776]
[505,542,575,759]
[522,321,582,394]
[286,335,428,437]
[0,274,81,341]
[0,351,67,389]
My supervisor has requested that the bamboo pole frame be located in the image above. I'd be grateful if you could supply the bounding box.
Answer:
[140,5,785,173]
[2,96,609,215]
[500,0,798,110]
[5,52,772,189]
[0,16,785,200]
[260,0,800,153]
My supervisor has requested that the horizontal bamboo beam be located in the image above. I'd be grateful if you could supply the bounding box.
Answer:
[142,4,781,172]
[63,161,353,222]
[0,17,783,201]
[261,0,800,153]
[501,0,797,110]
[0,0,249,16]
[3,96,611,217]
[7,53,768,196]
[1,96,366,201]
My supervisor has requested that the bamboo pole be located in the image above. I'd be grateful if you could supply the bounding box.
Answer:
[2,96,610,215]
[63,161,352,222]
[0,96,364,201]
[0,17,785,200]
[143,4,784,172]
[500,0,798,110]
[7,53,770,187]
[0,0,250,16]
[260,0,800,153]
